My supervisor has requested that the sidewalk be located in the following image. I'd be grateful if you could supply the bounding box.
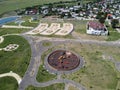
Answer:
[1,25,33,29]
[0,71,22,84]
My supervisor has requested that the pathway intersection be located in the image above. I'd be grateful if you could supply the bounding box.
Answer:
[19,34,120,90]
[0,33,120,90]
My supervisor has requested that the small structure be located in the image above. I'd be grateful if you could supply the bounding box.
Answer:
[86,21,108,35]
[47,50,80,71]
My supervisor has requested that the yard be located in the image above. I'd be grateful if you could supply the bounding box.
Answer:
[36,65,56,83]
[26,83,65,90]
[0,35,31,77]
[0,77,18,90]
[0,28,30,36]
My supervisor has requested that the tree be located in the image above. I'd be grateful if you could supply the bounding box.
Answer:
[111,19,119,28]
[96,12,107,24]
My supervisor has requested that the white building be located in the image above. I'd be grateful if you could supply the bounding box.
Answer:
[86,21,108,35]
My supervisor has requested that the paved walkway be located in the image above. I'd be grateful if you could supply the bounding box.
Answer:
[2,25,33,29]
[0,71,22,84]
[0,36,4,44]
[18,35,86,90]
[1,34,118,90]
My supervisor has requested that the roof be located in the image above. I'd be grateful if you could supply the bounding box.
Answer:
[88,21,105,29]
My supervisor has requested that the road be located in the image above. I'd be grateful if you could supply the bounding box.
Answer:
[18,35,120,90]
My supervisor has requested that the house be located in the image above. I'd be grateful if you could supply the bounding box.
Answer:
[86,21,108,35]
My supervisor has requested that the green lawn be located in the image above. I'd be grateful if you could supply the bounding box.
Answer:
[61,43,120,90]
[43,42,120,90]
[42,41,52,47]
[6,15,39,27]
[65,19,120,41]
[0,28,30,36]
[36,65,56,82]
[0,35,31,77]
[64,19,88,34]
[0,77,18,90]
[107,27,120,41]
[26,83,65,90]
[36,46,57,82]
[20,16,39,27]
[0,0,72,15]
[68,85,79,90]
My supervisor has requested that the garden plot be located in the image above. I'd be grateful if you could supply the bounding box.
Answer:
[26,23,48,34]
[55,23,73,36]
[0,36,19,51]
[40,23,60,35]
[2,44,19,51]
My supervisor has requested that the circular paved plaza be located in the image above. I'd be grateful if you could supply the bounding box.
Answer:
[48,50,80,71]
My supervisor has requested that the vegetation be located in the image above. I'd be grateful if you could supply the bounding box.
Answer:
[0,35,31,77]
[0,0,72,15]
[0,28,30,36]
[20,16,39,27]
[44,42,120,90]
[68,85,79,90]
[42,41,52,47]
[96,12,107,24]
[111,19,119,28]
[0,77,18,90]
[60,43,120,90]
[64,19,119,41]
[107,27,120,41]
[36,65,56,82]
[26,83,65,90]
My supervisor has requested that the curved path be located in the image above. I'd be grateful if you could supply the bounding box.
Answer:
[18,35,120,90]
[0,36,4,44]
[19,35,86,90]
[2,25,33,29]
[0,71,22,84]
[0,33,120,90]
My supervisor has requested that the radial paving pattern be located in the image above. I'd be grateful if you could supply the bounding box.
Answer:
[48,50,80,71]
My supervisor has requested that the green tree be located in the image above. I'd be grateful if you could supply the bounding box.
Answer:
[111,19,119,28]
[96,12,107,24]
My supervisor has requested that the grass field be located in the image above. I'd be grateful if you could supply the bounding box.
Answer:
[68,85,79,90]
[0,0,72,15]
[106,27,120,41]
[43,42,120,90]
[62,43,120,90]
[0,28,31,36]
[36,65,56,82]
[6,15,39,27]
[26,83,65,90]
[64,19,120,41]
[42,41,52,47]
[0,35,31,77]
[1,17,119,41]
[0,77,18,90]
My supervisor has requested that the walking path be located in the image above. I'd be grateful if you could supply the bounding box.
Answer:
[64,83,69,90]
[1,33,120,90]
[1,25,33,29]
[0,36,4,44]
[0,71,22,84]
